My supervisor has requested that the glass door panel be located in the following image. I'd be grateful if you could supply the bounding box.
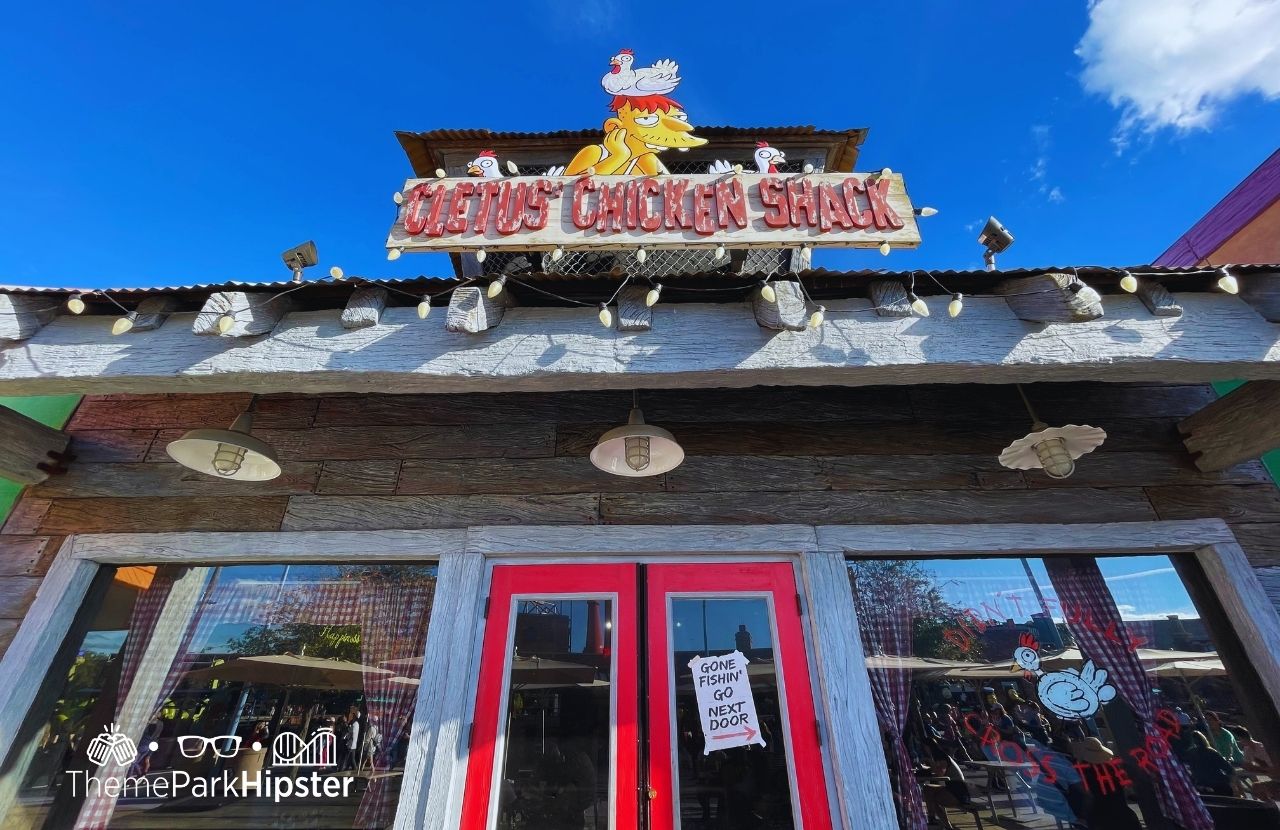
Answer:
[646,563,832,830]
[462,565,638,830]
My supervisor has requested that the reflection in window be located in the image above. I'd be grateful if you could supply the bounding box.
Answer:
[848,555,1280,829]
[3,563,437,829]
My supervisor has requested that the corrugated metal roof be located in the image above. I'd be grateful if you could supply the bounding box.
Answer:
[4,264,1272,301]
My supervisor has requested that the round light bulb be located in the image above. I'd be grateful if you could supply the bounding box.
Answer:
[624,435,652,471]
[487,277,506,299]
[948,293,964,318]
[802,163,814,174]
[586,166,597,176]
[217,314,234,334]
[881,167,893,177]
[417,299,431,319]
[732,163,743,175]
[67,295,86,315]
[917,206,938,217]
[475,249,487,264]
[1119,273,1138,293]
[1217,273,1239,294]
[111,316,134,335]
[879,242,891,256]
[506,160,519,175]
[551,247,565,262]
[329,266,345,280]
[392,191,404,205]
[1034,437,1076,479]
[645,285,662,307]
[808,306,826,329]
[387,248,403,261]
[635,247,647,264]
[434,168,447,178]
[910,295,930,317]
[598,304,613,328]
[760,283,777,303]
[714,245,726,260]
[211,442,248,477]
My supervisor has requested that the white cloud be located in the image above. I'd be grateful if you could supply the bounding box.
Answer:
[1029,125,1064,202]
[1077,0,1280,149]
[1047,186,1065,203]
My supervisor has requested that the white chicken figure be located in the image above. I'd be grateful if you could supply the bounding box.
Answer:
[601,49,681,97]
[1012,633,1116,720]
[467,151,509,178]
[708,142,788,175]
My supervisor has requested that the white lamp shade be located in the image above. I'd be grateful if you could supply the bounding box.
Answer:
[999,424,1107,472]
[590,409,684,477]
[165,414,282,481]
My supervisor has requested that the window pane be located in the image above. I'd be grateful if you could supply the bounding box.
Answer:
[2,563,437,830]
[848,555,1280,829]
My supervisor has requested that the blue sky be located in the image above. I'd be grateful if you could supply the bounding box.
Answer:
[2,1,1278,289]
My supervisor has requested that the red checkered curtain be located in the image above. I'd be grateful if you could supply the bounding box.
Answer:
[354,569,436,829]
[75,570,182,830]
[1044,557,1213,830]
[850,567,927,830]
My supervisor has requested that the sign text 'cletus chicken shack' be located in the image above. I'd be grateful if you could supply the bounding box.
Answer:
[386,171,922,255]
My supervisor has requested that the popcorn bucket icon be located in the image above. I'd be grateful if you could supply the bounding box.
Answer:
[86,724,138,768]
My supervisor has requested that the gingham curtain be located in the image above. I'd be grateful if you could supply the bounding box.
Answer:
[850,569,928,830]
[1044,557,1213,830]
[354,571,436,829]
[75,570,180,830]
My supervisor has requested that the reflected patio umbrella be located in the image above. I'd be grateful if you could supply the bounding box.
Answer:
[865,655,985,670]
[944,648,1218,679]
[1147,658,1226,678]
[382,655,600,687]
[183,653,391,691]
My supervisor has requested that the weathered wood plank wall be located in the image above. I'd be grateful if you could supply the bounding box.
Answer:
[1,383,1277,655]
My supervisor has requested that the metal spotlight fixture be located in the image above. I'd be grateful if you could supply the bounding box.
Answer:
[590,393,684,477]
[998,385,1106,479]
[977,216,1014,271]
[281,240,318,283]
[166,410,282,481]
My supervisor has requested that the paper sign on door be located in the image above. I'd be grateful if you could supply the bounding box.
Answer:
[688,651,766,753]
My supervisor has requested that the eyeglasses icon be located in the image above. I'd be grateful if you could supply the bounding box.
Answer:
[177,735,241,759]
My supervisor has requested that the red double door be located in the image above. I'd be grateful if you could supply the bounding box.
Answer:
[461,562,833,830]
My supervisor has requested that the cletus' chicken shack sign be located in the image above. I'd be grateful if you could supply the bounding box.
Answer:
[386,50,922,257]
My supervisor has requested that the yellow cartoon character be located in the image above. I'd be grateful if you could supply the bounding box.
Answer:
[564,50,708,176]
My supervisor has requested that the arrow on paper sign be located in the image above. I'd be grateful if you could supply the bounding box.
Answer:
[711,725,758,742]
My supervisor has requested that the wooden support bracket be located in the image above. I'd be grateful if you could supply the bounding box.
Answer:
[0,294,58,343]
[868,280,911,318]
[1179,380,1280,471]
[127,296,182,332]
[193,292,294,337]
[341,286,389,330]
[998,272,1103,323]
[1240,272,1280,322]
[0,406,72,485]
[751,281,806,331]
[446,286,513,333]
[615,287,652,332]
[1131,277,1182,318]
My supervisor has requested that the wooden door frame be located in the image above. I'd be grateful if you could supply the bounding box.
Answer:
[0,519,1276,830]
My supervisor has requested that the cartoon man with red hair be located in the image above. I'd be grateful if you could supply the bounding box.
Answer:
[564,49,707,176]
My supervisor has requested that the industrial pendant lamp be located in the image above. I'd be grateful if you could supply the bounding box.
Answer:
[166,399,282,481]
[998,385,1106,479]
[590,392,684,477]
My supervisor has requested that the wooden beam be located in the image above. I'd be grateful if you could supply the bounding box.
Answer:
[127,296,181,332]
[751,280,806,331]
[1179,381,1280,471]
[868,279,911,318]
[0,294,58,342]
[0,406,71,485]
[341,285,388,329]
[1131,277,1183,318]
[2,294,1279,395]
[1241,272,1280,322]
[998,272,1103,322]
[445,285,512,333]
[615,286,651,332]
[193,291,294,336]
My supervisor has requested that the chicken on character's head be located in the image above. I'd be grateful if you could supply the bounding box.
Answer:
[467,151,503,178]
[754,142,786,174]
[1012,632,1041,679]
[609,49,634,74]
